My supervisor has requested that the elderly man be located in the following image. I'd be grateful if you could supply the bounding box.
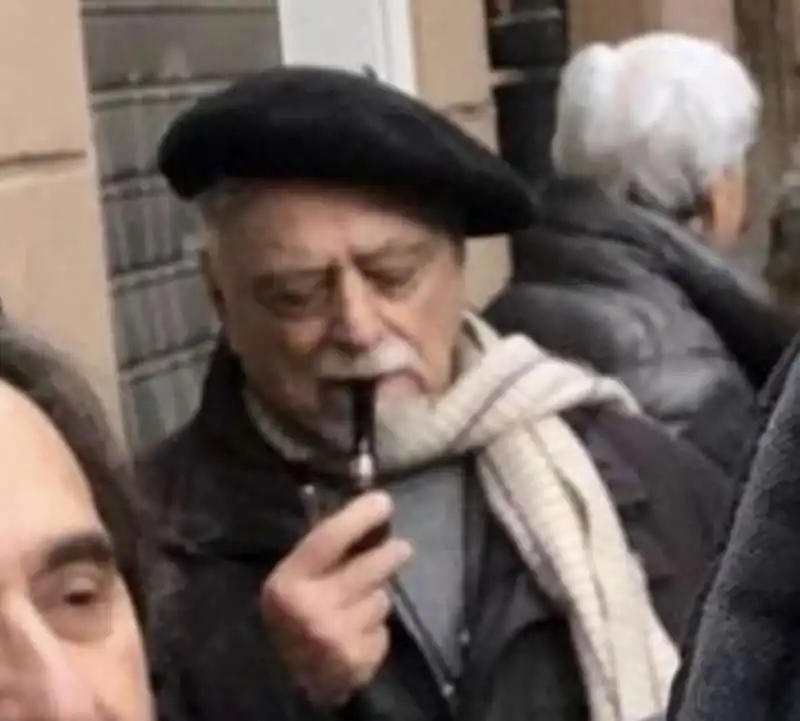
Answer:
[486,32,794,475]
[0,325,157,721]
[144,67,732,721]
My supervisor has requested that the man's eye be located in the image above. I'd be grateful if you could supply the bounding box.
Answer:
[270,289,322,318]
[40,566,118,642]
[63,582,101,607]
[273,290,310,307]
[59,567,111,609]
[368,268,416,291]
[254,279,327,318]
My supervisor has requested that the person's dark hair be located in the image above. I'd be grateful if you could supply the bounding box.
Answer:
[0,323,150,621]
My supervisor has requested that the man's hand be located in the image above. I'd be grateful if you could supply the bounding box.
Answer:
[261,491,412,708]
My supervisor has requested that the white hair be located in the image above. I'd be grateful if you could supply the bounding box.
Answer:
[551,33,761,212]
[194,179,269,254]
[195,179,263,228]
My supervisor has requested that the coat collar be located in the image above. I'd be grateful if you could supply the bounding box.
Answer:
[514,178,793,387]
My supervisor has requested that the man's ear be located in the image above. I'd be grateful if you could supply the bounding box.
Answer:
[705,177,725,230]
[200,245,227,324]
[703,167,747,248]
[452,237,467,266]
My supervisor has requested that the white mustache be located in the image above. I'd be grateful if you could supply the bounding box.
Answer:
[317,341,421,380]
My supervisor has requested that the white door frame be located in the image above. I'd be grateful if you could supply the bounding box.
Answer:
[276,0,418,95]
[374,0,417,94]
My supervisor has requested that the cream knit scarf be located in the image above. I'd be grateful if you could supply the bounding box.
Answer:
[248,314,679,721]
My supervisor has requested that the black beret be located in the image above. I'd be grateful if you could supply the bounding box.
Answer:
[157,66,535,237]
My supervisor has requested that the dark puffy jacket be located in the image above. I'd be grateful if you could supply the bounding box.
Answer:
[486,179,793,474]
[141,343,734,721]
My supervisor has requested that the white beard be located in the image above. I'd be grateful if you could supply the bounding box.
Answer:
[311,386,434,457]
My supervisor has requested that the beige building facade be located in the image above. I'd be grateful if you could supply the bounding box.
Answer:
[0,0,741,447]
[0,0,120,429]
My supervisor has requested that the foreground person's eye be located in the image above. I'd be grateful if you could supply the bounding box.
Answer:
[38,564,120,642]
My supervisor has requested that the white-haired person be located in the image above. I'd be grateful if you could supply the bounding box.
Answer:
[487,32,794,475]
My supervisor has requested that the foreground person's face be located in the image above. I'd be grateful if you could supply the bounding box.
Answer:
[0,382,153,721]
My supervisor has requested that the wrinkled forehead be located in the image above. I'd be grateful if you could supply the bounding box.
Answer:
[210,182,456,268]
[0,382,102,567]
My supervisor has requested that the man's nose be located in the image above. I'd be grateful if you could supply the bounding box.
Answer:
[0,606,98,721]
[330,267,383,353]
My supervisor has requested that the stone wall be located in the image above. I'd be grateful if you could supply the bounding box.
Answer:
[82,0,282,449]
